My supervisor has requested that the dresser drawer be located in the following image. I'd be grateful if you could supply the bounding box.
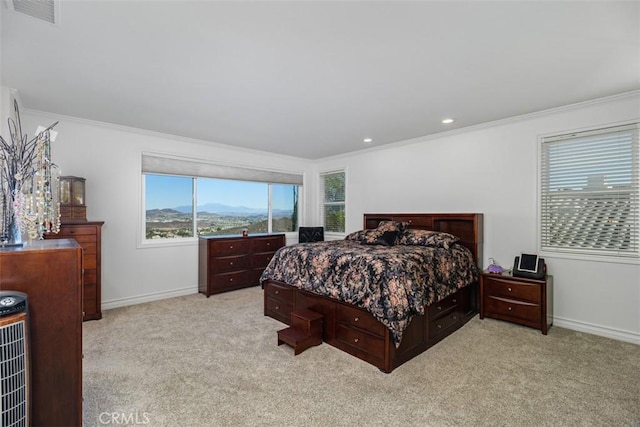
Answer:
[483,276,541,303]
[428,292,460,320]
[264,282,294,303]
[252,251,276,269]
[56,225,97,236]
[61,234,97,247]
[211,270,250,291]
[84,268,97,285]
[336,304,385,338]
[83,282,98,316]
[209,238,251,255]
[428,310,461,339]
[265,296,293,324]
[335,323,385,356]
[484,296,541,324]
[252,236,283,253]
[211,254,249,273]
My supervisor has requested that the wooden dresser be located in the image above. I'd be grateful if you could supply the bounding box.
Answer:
[0,239,83,426]
[480,271,553,334]
[45,221,104,320]
[199,233,285,296]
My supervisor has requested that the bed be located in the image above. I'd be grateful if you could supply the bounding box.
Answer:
[261,213,483,373]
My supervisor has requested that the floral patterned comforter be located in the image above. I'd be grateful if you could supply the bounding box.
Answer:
[260,240,478,346]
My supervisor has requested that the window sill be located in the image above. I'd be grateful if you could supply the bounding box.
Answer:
[540,250,640,265]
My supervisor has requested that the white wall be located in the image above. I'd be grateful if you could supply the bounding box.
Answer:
[314,92,640,344]
[13,89,640,345]
[18,109,313,308]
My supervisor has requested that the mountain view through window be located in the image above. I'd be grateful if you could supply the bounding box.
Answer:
[145,175,298,239]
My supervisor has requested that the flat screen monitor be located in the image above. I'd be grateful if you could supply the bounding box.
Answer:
[518,253,539,273]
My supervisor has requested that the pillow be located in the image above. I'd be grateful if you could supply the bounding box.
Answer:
[345,229,368,241]
[376,220,409,233]
[397,229,460,249]
[358,220,407,246]
[359,228,401,246]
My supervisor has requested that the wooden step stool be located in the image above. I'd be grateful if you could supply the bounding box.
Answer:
[277,309,323,355]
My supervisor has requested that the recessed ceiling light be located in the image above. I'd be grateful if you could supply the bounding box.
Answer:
[363,138,373,143]
[442,118,455,124]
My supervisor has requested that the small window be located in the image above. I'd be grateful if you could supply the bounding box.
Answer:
[320,170,346,233]
[540,123,639,258]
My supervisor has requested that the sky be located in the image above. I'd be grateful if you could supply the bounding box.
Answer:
[145,174,295,211]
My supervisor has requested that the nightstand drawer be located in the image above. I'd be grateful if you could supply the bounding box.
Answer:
[484,296,541,323]
[483,276,541,303]
[480,272,552,334]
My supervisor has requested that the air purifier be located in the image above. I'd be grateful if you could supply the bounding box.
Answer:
[0,291,30,427]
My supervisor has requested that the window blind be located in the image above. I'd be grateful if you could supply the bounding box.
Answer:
[540,123,639,257]
[141,153,303,185]
[320,171,346,233]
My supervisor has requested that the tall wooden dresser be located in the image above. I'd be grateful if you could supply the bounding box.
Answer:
[0,239,83,426]
[46,221,104,320]
[199,233,285,296]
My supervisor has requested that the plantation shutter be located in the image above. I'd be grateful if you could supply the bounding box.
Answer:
[320,171,345,233]
[540,123,639,257]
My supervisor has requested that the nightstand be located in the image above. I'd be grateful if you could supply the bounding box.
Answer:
[480,271,553,334]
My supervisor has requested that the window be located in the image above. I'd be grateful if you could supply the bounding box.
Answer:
[142,153,302,241]
[320,170,345,233]
[540,123,639,258]
[145,175,194,239]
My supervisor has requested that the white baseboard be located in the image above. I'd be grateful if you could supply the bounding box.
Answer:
[553,316,640,345]
[101,286,198,311]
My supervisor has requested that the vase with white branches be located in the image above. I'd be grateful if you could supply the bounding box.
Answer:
[0,99,61,246]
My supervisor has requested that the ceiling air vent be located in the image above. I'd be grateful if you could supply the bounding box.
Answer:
[8,0,57,25]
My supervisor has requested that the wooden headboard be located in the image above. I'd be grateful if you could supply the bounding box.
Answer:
[363,213,484,268]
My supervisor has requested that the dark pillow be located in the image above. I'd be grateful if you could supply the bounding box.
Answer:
[345,229,368,241]
[359,228,401,246]
[376,220,409,233]
[397,229,460,249]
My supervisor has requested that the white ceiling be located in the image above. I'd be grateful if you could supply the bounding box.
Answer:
[1,1,639,159]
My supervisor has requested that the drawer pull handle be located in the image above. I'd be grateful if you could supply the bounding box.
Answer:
[453,316,457,320]
[274,290,279,295]
[275,306,279,310]
[267,243,271,246]
[508,306,512,311]
[508,287,512,292]
[452,299,457,303]
[354,317,359,322]
[437,324,442,329]
[229,245,233,249]
[354,338,359,343]
[437,306,442,311]
[230,262,233,265]
[229,278,233,282]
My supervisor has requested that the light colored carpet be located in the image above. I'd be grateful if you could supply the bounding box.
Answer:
[83,287,640,427]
